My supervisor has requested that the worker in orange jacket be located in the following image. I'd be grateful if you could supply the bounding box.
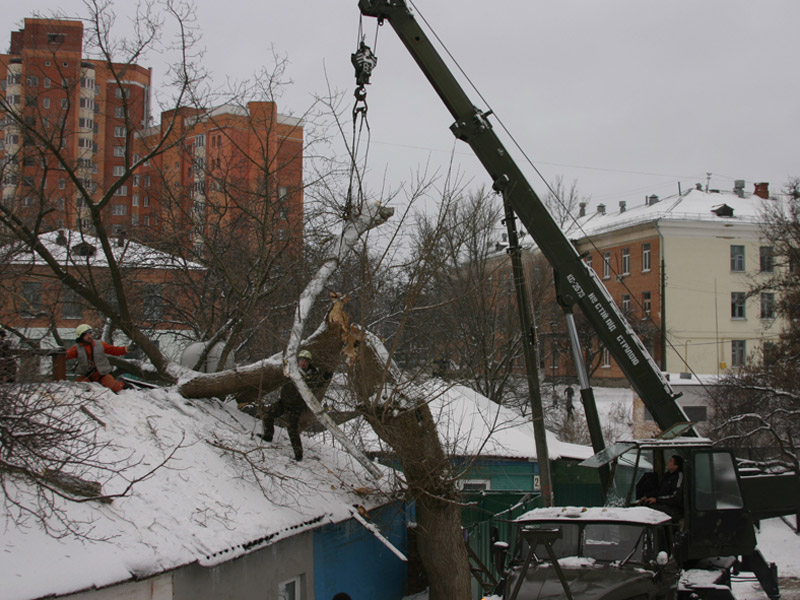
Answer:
[66,324,131,393]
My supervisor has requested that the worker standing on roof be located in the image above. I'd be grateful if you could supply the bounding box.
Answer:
[261,350,331,461]
[66,324,131,393]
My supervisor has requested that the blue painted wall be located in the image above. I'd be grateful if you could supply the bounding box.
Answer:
[313,503,408,600]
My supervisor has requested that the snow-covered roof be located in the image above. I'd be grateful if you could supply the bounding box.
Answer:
[571,188,777,240]
[321,380,593,461]
[515,505,671,526]
[1,383,391,600]
[6,230,204,271]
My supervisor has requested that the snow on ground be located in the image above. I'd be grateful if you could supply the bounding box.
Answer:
[1,382,392,600]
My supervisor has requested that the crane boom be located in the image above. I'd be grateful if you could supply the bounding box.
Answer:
[359,0,691,431]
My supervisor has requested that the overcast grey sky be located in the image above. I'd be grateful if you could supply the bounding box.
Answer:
[4,0,799,208]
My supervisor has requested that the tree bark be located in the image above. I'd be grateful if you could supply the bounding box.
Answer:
[177,302,346,400]
[349,330,472,599]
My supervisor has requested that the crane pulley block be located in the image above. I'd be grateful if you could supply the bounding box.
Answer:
[351,41,378,86]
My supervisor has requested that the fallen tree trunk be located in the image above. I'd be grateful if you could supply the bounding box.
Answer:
[347,330,472,600]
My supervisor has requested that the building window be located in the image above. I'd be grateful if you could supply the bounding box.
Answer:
[58,178,65,189]
[730,245,745,272]
[133,175,140,186]
[62,285,82,319]
[621,247,630,275]
[642,242,651,271]
[78,97,93,109]
[112,203,127,216]
[114,126,125,138]
[278,576,301,600]
[460,479,492,492]
[759,246,774,273]
[602,251,611,279]
[683,406,707,423]
[44,77,51,88]
[143,284,163,321]
[43,97,50,109]
[585,255,593,271]
[114,185,128,196]
[731,292,746,319]
[114,106,125,119]
[132,194,139,206]
[601,347,611,368]
[760,293,775,319]
[642,291,651,317]
[731,340,746,367]
[114,146,125,157]
[621,294,631,313]
[113,165,125,176]
[21,281,42,317]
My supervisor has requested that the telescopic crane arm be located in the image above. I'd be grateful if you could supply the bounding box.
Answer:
[359,0,691,432]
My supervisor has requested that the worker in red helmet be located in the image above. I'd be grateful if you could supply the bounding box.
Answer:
[65,324,131,393]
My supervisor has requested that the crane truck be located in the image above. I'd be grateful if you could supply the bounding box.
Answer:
[355,2,800,598]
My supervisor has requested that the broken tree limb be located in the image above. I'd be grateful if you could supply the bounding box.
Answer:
[285,201,394,480]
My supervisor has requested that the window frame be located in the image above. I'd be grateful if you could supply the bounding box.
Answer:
[731,340,746,367]
[759,246,774,273]
[731,292,746,319]
[621,247,631,275]
[730,245,745,272]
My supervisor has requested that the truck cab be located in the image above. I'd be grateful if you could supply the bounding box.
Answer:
[494,506,679,600]
[581,435,756,562]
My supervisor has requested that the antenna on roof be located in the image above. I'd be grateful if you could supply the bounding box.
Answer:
[705,172,711,192]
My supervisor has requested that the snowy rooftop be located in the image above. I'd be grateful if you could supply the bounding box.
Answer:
[1,384,392,600]
[570,187,777,240]
[320,380,593,461]
[5,230,204,271]
[515,505,672,526]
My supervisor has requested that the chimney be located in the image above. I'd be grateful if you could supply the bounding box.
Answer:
[579,202,587,217]
[117,230,126,248]
[754,182,770,199]
[648,194,659,206]
[55,229,67,246]
[733,180,745,198]
[597,203,606,215]
[619,201,626,214]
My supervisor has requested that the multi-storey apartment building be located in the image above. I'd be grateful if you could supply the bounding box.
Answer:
[134,102,304,256]
[1,18,305,254]
[565,180,782,380]
[0,18,151,234]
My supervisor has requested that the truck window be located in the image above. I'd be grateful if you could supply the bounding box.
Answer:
[693,452,744,510]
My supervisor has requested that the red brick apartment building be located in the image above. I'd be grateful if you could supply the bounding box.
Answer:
[1,18,304,254]
[1,18,151,234]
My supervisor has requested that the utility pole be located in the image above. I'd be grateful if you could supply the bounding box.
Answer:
[500,192,553,507]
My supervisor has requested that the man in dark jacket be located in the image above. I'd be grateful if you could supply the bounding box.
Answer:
[261,350,331,461]
[638,454,684,519]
